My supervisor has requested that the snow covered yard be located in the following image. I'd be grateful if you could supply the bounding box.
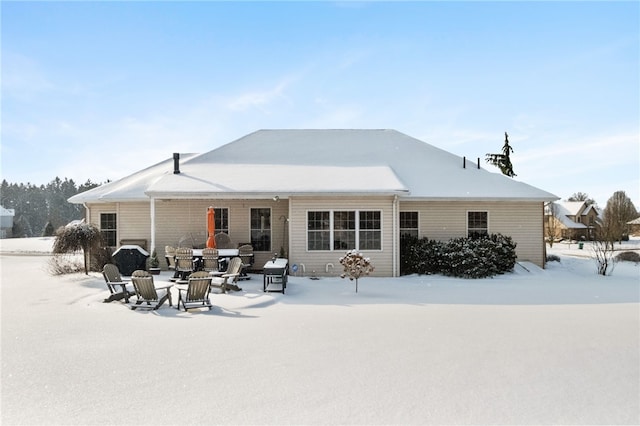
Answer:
[1,237,639,425]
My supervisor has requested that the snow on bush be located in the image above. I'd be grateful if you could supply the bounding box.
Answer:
[400,233,517,278]
[339,249,375,293]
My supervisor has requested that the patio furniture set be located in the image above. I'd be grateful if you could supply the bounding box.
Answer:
[102,254,289,312]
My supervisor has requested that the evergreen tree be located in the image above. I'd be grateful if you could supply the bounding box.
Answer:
[1,177,101,238]
[485,132,516,178]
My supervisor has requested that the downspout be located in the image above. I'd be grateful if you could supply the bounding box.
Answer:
[82,203,90,223]
[393,195,398,277]
[150,198,156,254]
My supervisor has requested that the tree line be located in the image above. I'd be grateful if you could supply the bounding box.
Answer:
[1,178,102,238]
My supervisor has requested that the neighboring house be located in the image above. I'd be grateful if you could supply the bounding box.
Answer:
[545,200,600,241]
[68,129,558,276]
[628,217,640,237]
[0,206,15,239]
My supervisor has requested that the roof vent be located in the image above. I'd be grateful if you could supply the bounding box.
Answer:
[173,153,180,174]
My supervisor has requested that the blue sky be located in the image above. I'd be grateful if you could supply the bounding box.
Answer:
[2,1,638,207]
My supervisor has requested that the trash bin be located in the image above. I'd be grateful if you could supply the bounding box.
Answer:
[578,242,584,250]
[112,245,150,276]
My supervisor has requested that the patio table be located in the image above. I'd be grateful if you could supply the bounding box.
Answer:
[263,258,288,294]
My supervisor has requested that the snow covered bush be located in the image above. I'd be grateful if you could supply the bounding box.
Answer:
[48,254,85,275]
[400,233,517,278]
[339,250,375,293]
[615,251,640,263]
[52,223,104,275]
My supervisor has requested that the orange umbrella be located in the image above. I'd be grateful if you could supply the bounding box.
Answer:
[206,206,216,248]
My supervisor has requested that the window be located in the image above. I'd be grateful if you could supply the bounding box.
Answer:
[468,211,488,237]
[307,211,330,250]
[250,208,271,252]
[307,210,381,251]
[333,211,355,250]
[214,208,229,235]
[400,212,419,238]
[359,211,381,250]
[100,213,117,246]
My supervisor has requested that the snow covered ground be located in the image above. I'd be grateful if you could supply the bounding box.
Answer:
[1,237,638,425]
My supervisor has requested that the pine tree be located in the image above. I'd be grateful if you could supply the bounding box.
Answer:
[485,132,516,178]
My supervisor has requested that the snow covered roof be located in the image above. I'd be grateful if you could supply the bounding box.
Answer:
[70,129,558,203]
[628,217,640,225]
[0,206,15,217]
[557,201,586,216]
[146,164,408,198]
[68,154,199,203]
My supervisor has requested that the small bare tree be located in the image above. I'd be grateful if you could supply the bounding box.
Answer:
[592,220,616,276]
[339,250,375,293]
[545,202,559,247]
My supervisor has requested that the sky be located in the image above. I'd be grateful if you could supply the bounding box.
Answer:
[2,1,638,208]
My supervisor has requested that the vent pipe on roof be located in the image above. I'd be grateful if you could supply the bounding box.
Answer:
[477,157,480,169]
[463,156,466,168]
[173,153,180,174]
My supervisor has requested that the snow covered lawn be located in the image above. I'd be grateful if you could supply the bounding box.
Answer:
[1,237,638,425]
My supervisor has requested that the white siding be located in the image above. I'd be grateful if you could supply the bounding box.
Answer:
[400,201,546,267]
[288,196,395,277]
[87,197,546,274]
[153,199,289,269]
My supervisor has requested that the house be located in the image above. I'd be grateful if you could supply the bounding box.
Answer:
[0,206,15,239]
[68,129,558,276]
[545,200,600,241]
[628,217,640,237]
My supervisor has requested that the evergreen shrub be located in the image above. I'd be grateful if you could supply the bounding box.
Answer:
[400,233,517,278]
[615,251,640,263]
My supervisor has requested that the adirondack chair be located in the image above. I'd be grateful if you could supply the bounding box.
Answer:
[237,244,254,280]
[174,247,194,280]
[165,245,176,271]
[210,257,243,293]
[177,271,213,311]
[201,248,219,272]
[102,263,135,303]
[130,270,173,310]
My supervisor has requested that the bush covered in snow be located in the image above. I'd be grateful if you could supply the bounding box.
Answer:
[615,251,640,263]
[400,233,517,278]
[339,249,375,292]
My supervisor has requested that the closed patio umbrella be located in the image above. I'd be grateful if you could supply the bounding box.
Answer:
[206,206,216,249]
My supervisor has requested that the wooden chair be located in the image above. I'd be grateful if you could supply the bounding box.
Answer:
[177,271,213,311]
[214,232,232,249]
[174,247,194,280]
[201,248,219,272]
[130,270,173,310]
[165,245,176,271]
[210,257,243,293]
[238,244,254,280]
[102,263,135,303]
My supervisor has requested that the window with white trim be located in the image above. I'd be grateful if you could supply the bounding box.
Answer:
[100,213,117,246]
[307,211,330,250]
[251,208,271,252]
[214,208,229,235]
[467,211,488,237]
[400,211,419,238]
[307,210,381,251]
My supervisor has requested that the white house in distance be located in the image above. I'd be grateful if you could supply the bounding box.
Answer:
[69,129,558,277]
[0,206,15,239]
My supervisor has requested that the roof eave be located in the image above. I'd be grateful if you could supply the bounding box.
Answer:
[146,189,410,199]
